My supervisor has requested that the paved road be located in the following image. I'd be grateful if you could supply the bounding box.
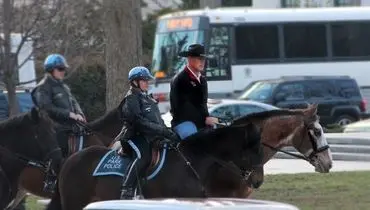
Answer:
[265,159,370,174]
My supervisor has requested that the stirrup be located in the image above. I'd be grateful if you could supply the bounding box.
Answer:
[43,177,56,193]
[120,187,135,200]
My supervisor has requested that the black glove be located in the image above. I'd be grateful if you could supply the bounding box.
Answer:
[162,128,181,143]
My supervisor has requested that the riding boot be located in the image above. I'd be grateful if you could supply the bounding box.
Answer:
[43,161,57,193]
[120,161,138,200]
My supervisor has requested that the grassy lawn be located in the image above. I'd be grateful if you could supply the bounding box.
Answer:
[26,171,370,210]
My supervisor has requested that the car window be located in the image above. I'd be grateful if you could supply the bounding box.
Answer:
[238,81,278,101]
[306,80,336,98]
[238,104,266,116]
[277,83,305,100]
[335,79,361,97]
[210,104,238,120]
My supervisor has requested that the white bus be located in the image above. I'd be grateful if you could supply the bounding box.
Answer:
[149,6,370,113]
[1,33,37,88]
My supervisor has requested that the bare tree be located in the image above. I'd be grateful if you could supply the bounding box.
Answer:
[104,0,143,110]
[0,0,104,116]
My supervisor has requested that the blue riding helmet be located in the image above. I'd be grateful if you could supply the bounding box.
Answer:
[128,66,155,82]
[44,54,69,72]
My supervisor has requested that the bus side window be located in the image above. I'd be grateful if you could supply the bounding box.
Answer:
[206,26,231,81]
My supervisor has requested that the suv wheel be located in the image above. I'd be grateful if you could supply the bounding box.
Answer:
[335,115,356,126]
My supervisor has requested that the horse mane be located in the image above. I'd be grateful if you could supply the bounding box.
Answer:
[181,126,245,153]
[0,111,34,131]
[87,106,121,130]
[232,109,304,126]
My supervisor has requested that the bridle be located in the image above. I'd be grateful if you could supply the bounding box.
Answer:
[262,116,330,163]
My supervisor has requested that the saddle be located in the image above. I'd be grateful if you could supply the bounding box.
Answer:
[117,140,162,173]
[67,124,90,156]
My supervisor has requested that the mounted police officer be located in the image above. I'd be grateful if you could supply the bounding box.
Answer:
[116,66,180,199]
[170,44,218,139]
[31,53,86,192]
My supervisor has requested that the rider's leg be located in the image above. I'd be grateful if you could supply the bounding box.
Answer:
[43,128,67,193]
[121,137,151,199]
[56,128,69,158]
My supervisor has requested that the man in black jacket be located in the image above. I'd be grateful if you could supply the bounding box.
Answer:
[116,66,180,199]
[170,44,218,139]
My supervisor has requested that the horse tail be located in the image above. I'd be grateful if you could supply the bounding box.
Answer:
[46,181,62,210]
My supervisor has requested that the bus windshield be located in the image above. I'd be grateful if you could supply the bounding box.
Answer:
[151,16,208,80]
[151,30,204,79]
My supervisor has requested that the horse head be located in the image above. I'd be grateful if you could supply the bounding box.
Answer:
[231,108,313,190]
[292,104,333,173]
[254,104,332,182]
[28,107,61,162]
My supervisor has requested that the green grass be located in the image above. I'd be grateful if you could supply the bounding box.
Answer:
[26,171,370,210]
[25,195,44,210]
[252,171,370,210]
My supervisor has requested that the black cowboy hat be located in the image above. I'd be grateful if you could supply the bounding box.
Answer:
[178,44,211,58]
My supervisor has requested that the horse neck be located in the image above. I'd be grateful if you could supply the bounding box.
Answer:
[261,115,303,164]
[181,127,243,162]
[87,108,123,146]
[0,126,43,161]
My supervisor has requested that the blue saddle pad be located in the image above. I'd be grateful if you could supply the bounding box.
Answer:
[92,149,132,177]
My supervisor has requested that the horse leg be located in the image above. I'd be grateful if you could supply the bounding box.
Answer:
[56,147,108,210]
[5,190,26,210]
[95,177,122,200]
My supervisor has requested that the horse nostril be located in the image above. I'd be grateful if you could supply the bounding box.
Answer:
[252,181,263,189]
[328,162,333,169]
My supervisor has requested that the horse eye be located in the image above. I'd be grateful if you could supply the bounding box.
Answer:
[313,128,321,136]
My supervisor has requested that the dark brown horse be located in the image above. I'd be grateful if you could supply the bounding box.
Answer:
[4,106,123,209]
[0,107,61,210]
[45,109,307,210]
[221,104,333,198]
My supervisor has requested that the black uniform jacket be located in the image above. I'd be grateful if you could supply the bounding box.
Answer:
[31,74,85,126]
[119,87,173,143]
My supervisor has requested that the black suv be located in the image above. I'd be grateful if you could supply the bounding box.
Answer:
[238,76,369,127]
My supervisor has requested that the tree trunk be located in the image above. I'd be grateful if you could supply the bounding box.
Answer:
[2,0,19,116]
[104,0,142,110]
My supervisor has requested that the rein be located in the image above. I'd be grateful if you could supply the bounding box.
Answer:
[166,141,254,197]
[262,143,310,161]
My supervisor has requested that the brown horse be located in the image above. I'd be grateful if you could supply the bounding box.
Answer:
[0,107,61,210]
[5,106,123,209]
[44,109,308,210]
[219,103,333,197]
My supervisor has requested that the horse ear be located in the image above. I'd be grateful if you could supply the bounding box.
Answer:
[305,104,318,116]
[30,107,40,122]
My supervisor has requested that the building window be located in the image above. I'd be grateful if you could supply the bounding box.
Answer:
[282,0,332,7]
[334,0,356,6]
[281,0,301,7]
